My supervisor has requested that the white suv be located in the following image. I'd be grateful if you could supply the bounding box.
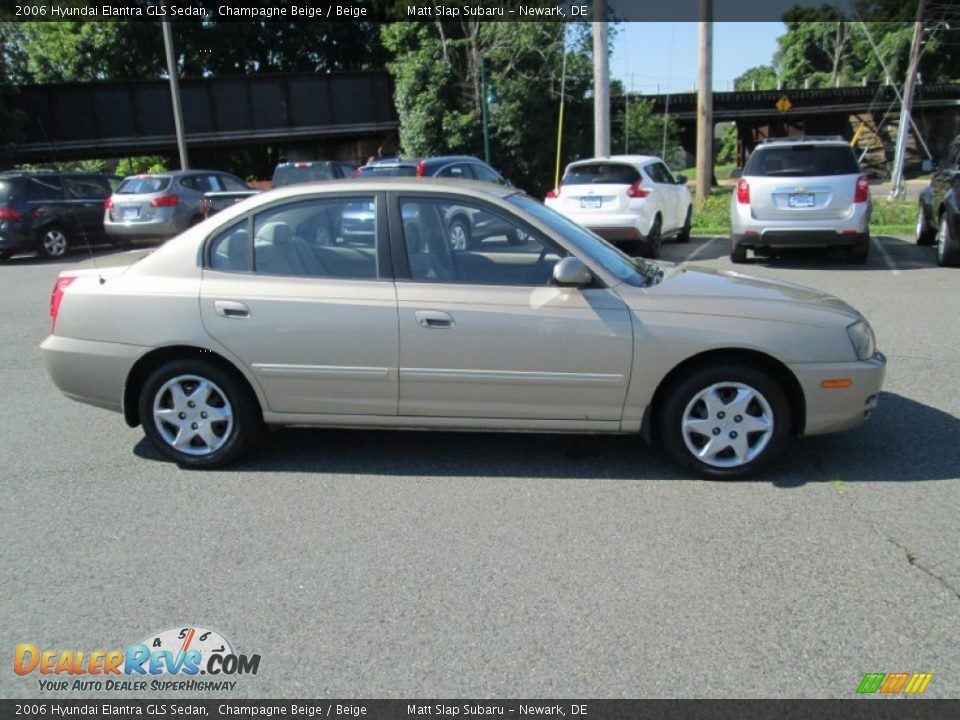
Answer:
[730,137,872,263]
[545,155,693,258]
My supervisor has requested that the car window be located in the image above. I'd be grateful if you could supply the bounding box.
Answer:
[744,145,859,177]
[435,164,472,179]
[219,175,249,192]
[63,176,110,200]
[209,220,251,273]
[470,164,504,184]
[399,197,566,286]
[562,163,640,186]
[117,176,171,194]
[181,174,219,193]
[272,163,337,187]
[648,162,675,184]
[252,197,378,279]
[25,176,63,202]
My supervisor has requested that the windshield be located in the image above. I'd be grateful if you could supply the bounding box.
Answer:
[508,195,655,287]
[745,145,859,177]
[117,176,171,194]
[273,164,336,187]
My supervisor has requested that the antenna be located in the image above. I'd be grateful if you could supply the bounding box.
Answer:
[36,119,106,284]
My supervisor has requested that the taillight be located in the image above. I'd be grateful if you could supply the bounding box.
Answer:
[50,276,76,332]
[201,197,210,217]
[854,175,869,203]
[416,161,426,177]
[348,168,360,179]
[294,162,311,168]
[0,207,21,221]
[104,197,113,210]
[626,180,650,198]
[149,195,179,208]
[545,187,560,199]
[736,178,750,204]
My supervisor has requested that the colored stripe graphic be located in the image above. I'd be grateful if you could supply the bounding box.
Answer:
[880,672,909,693]
[903,673,933,694]
[856,672,933,694]
[857,673,885,694]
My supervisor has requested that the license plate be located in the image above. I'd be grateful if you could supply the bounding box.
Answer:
[580,197,602,209]
[121,208,139,220]
[788,193,815,208]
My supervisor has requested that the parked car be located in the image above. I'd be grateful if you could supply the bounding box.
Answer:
[104,170,249,242]
[42,178,885,480]
[0,170,115,260]
[544,155,692,258]
[917,134,960,266]
[202,160,358,218]
[730,137,871,264]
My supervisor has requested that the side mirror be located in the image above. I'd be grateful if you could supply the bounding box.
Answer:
[553,256,593,287]
[730,168,743,178]
[674,175,687,185]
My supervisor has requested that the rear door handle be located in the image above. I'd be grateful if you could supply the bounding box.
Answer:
[415,310,454,329]
[214,300,250,318]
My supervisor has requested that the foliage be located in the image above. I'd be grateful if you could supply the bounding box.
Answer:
[612,98,683,165]
[716,125,738,165]
[734,65,779,91]
[116,156,169,176]
[381,22,595,196]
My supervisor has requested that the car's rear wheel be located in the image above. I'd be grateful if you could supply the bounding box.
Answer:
[677,206,692,243]
[659,364,792,480]
[448,217,471,251]
[916,203,936,246]
[938,212,960,267]
[847,236,870,264]
[730,240,748,264]
[638,215,662,258]
[39,227,69,260]
[139,359,259,468]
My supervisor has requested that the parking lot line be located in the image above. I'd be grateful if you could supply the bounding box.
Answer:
[682,236,717,263]
[872,236,901,276]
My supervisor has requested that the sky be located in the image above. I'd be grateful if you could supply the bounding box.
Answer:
[611,22,785,94]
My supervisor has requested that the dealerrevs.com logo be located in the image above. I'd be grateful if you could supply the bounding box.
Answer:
[14,626,260,692]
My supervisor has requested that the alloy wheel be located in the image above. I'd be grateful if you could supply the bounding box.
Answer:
[681,382,774,468]
[152,374,234,456]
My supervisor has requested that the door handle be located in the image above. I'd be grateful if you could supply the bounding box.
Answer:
[415,310,454,329]
[214,300,250,318]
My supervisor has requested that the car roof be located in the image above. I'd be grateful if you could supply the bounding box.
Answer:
[755,137,849,148]
[365,155,486,167]
[567,155,663,168]
[252,176,518,202]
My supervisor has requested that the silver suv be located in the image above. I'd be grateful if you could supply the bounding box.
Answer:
[730,137,871,263]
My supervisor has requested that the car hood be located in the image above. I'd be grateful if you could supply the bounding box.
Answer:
[632,264,860,328]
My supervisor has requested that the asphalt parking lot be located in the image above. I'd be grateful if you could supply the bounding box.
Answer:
[1,234,958,699]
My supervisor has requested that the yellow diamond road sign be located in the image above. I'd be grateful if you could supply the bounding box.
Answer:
[776,95,792,114]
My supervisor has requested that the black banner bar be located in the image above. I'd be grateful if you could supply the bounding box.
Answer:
[2,700,959,720]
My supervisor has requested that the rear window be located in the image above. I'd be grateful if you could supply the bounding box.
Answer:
[357,165,417,178]
[272,163,337,187]
[117,176,171,194]
[562,163,640,186]
[745,145,859,177]
[0,180,11,203]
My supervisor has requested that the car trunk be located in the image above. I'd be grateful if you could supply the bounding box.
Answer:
[557,162,642,215]
[748,175,859,221]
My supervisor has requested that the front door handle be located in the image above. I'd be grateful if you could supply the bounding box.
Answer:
[214,300,250,318]
[415,310,454,329]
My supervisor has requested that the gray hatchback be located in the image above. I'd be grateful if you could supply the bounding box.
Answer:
[104,170,249,241]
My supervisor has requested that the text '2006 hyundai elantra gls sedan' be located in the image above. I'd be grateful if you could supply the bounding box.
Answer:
[41,178,885,479]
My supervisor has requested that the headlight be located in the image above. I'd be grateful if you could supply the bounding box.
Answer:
[846,319,876,360]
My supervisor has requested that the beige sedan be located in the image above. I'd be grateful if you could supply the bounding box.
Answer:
[41,179,885,479]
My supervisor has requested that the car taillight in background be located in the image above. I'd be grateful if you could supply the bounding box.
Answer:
[854,175,870,203]
[149,195,179,208]
[626,180,650,198]
[50,276,76,332]
[348,168,361,179]
[201,198,210,217]
[416,161,426,178]
[294,162,312,168]
[736,178,750,204]
[0,207,21,221]
[104,197,114,210]
[545,185,561,199]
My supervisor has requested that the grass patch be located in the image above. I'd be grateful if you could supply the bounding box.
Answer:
[689,186,915,236]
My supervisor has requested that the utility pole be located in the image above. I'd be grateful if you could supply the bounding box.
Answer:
[695,0,713,209]
[889,0,925,200]
[593,0,610,157]
[162,19,189,170]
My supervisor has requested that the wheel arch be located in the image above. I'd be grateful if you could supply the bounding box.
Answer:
[123,345,262,428]
[640,348,806,443]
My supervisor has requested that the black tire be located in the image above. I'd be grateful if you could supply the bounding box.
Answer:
[916,203,936,246]
[0,251,11,262]
[677,206,692,243]
[658,362,793,480]
[38,226,69,260]
[847,236,870,264]
[448,217,471,251]
[730,240,748,264]
[638,215,662,258]
[937,212,960,267]
[139,358,261,469]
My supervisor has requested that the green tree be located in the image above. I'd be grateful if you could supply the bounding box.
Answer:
[734,65,779,91]
[613,98,683,164]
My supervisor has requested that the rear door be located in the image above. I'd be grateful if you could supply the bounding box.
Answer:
[62,175,111,241]
[745,144,861,221]
[557,162,640,216]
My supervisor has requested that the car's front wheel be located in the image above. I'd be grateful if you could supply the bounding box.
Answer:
[938,212,960,267]
[139,359,260,468]
[659,364,792,479]
[916,203,936,246]
[39,226,69,260]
